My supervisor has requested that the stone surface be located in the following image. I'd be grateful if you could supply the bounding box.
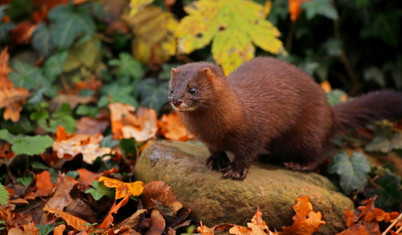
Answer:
[135,140,354,234]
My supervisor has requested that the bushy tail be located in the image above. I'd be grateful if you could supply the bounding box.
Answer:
[332,90,402,132]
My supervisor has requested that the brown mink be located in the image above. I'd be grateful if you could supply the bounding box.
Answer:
[168,57,402,180]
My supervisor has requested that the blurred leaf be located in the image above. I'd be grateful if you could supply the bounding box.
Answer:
[12,135,54,155]
[323,38,342,57]
[365,125,402,153]
[0,183,9,206]
[9,62,49,90]
[75,104,99,118]
[118,138,137,159]
[361,11,401,48]
[326,89,347,106]
[301,0,338,20]
[108,53,144,81]
[48,103,76,133]
[136,79,169,112]
[125,6,178,65]
[99,83,138,107]
[4,0,34,22]
[363,67,385,87]
[0,15,15,44]
[48,3,95,50]
[176,0,285,75]
[129,0,154,16]
[63,38,101,72]
[328,152,371,194]
[85,181,115,200]
[36,224,54,235]
[17,174,33,186]
[32,22,54,57]
[365,173,402,210]
[100,135,119,148]
[43,52,68,82]
[32,161,48,170]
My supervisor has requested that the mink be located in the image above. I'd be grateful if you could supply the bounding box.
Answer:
[168,57,402,180]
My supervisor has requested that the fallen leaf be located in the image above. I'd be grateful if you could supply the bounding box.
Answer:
[229,208,277,235]
[109,103,158,142]
[197,222,214,235]
[44,204,90,231]
[11,20,37,44]
[115,209,147,231]
[97,195,130,229]
[142,181,183,214]
[76,117,110,135]
[146,209,166,235]
[159,112,194,141]
[46,174,78,210]
[0,142,15,159]
[99,176,144,199]
[51,94,95,110]
[320,80,331,93]
[54,224,66,235]
[76,168,118,186]
[280,195,325,235]
[25,171,54,200]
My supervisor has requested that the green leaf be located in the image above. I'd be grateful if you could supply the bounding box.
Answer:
[36,224,54,235]
[363,67,385,87]
[364,126,402,153]
[12,135,54,156]
[0,20,15,44]
[32,161,48,170]
[326,89,347,106]
[365,173,402,210]
[75,104,99,118]
[301,0,339,20]
[43,52,68,82]
[118,138,137,159]
[32,22,54,57]
[136,79,169,111]
[63,38,101,72]
[328,152,371,194]
[17,174,32,186]
[66,170,79,179]
[0,129,14,143]
[0,183,9,206]
[100,135,119,148]
[47,103,76,133]
[48,3,95,50]
[4,0,34,22]
[109,53,144,81]
[9,62,49,90]
[85,181,115,200]
[99,83,138,107]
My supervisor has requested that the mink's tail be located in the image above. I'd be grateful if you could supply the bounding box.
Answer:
[332,90,402,132]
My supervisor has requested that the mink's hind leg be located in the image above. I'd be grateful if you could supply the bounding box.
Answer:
[221,149,256,180]
[206,150,230,171]
[283,148,329,171]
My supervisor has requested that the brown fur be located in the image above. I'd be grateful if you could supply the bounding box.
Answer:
[168,57,402,180]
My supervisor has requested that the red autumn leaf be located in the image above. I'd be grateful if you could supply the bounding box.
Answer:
[25,171,54,200]
[44,204,90,231]
[158,112,194,141]
[97,195,130,229]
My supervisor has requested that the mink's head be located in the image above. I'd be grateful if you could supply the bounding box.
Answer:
[168,62,225,112]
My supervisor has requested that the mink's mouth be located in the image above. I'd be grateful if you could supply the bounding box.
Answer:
[171,103,196,112]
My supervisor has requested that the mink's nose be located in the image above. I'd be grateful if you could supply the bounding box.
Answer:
[172,100,182,107]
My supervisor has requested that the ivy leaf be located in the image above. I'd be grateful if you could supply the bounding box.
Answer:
[136,79,169,111]
[48,3,95,50]
[301,0,339,20]
[36,224,54,235]
[176,0,286,75]
[43,52,68,82]
[365,126,402,153]
[85,181,115,201]
[365,173,402,210]
[0,7,15,44]
[124,6,178,65]
[12,135,54,156]
[32,22,54,57]
[0,183,9,206]
[99,83,138,108]
[9,62,50,90]
[108,53,144,81]
[328,152,371,194]
[63,38,101,72]
[48,103,76,133]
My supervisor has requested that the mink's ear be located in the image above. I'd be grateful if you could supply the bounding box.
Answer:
[171,68,178,77]
[199,67,215,82]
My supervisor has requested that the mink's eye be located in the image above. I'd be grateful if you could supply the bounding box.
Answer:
[189,88,196,94]
[170,88,174,94]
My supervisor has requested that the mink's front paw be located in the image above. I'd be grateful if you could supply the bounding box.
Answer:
[221,164,248,180]
[205,151,230,171]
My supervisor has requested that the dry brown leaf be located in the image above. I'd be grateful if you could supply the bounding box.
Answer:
[44,204,90,231]
[158,112,194,141]
[45,174,78,210]
[76,117,110,135]
[115,209,147,231]
[142,181,183,214]
[24,171,54,200]
[146,209,166,235]
[197,222,214,235]
[51,94,94,110]
[0,142,15,159]
[109,103,158,142]
[228,208,277,235]
[11,21,37,44]
[99,176,144,199]
[280,195,325,235]
[97,195,130,229]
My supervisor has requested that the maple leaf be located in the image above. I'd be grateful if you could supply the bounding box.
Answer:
[109,103,158,142]
[159,112,194,141]
[176,0,286,75]
[44,204,90,231]
[280,195,325,235]
[99,176,144,199]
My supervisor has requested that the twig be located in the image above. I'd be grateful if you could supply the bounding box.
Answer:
[285,21,296,52]
[382,212,402,235]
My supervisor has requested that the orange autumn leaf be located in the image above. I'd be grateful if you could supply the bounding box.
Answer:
[320,81,332,93]
[280,195,325,235]
[99,176,144,199]
[54,224,66,235]
[109,103,158,142]
[0,142,15,159]
[25,171,54,200]
[147,209,166,234]
[56,125,71,141]
[97,195,130,229]
[8,222,39,235]
[142,181,183,214]
[159,112,194,141]
[0,48,30,122]
[197,222,214,235]
[11,20,37,44]
[288,0,309,21]
[44,204,90,231]
[76,167,118,186]
[229,208,278,235]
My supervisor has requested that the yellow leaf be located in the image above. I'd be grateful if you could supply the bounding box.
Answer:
[176,0,286,75]
[129,0,154,16]
[124,6,178,65]
[99,176,144,199]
